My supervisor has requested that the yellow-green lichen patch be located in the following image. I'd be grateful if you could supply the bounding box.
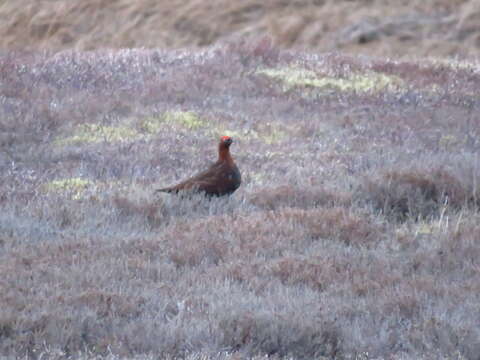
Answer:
[424,57,480,73]
[165,110,205,130]
[139,111,206,134]
[43,178,93,199]
[57,124,140,145]
[394,217,451,245]
[258,128,288,145]
[139,116,164,134]
[439,134,466,150]
[256,66,404,94]
[416,222,435,235]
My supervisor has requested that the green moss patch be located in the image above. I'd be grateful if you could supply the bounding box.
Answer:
[57,111,206,147]
[42,177,93,199]
[257,66,404,94]
[439,134,466,150]
[166,110,205,129]
[57,124,140,145]
[139,117,163,134]
[140,110,206,135]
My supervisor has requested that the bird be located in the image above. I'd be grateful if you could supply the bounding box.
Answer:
[155,135,241,197]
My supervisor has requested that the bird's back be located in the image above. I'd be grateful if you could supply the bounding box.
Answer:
[157,159,241,197]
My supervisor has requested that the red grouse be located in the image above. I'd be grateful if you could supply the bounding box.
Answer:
[156,136,241,197]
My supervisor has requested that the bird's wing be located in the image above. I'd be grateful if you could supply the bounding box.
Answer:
[157,162,223,192]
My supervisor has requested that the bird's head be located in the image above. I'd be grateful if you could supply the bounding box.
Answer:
[220,135,233,147]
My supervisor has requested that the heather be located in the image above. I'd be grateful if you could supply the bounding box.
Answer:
[1,41,480,359]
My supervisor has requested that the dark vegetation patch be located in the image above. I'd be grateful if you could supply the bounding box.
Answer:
[359,162,480,221]
[1,42,480,359]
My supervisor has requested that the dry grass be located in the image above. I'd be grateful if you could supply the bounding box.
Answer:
[1,40,480,359]
[2,0,480,58]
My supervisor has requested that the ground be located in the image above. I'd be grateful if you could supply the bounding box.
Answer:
[1,2,480,359]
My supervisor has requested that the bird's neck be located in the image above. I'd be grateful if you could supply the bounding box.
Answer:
[218,147,234,165]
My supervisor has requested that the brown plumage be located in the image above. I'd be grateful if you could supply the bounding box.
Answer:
[156,136,241,197]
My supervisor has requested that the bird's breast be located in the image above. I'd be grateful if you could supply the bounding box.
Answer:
[228,167,241,188]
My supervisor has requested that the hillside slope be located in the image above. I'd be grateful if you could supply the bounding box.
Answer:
[2,0,480,57]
